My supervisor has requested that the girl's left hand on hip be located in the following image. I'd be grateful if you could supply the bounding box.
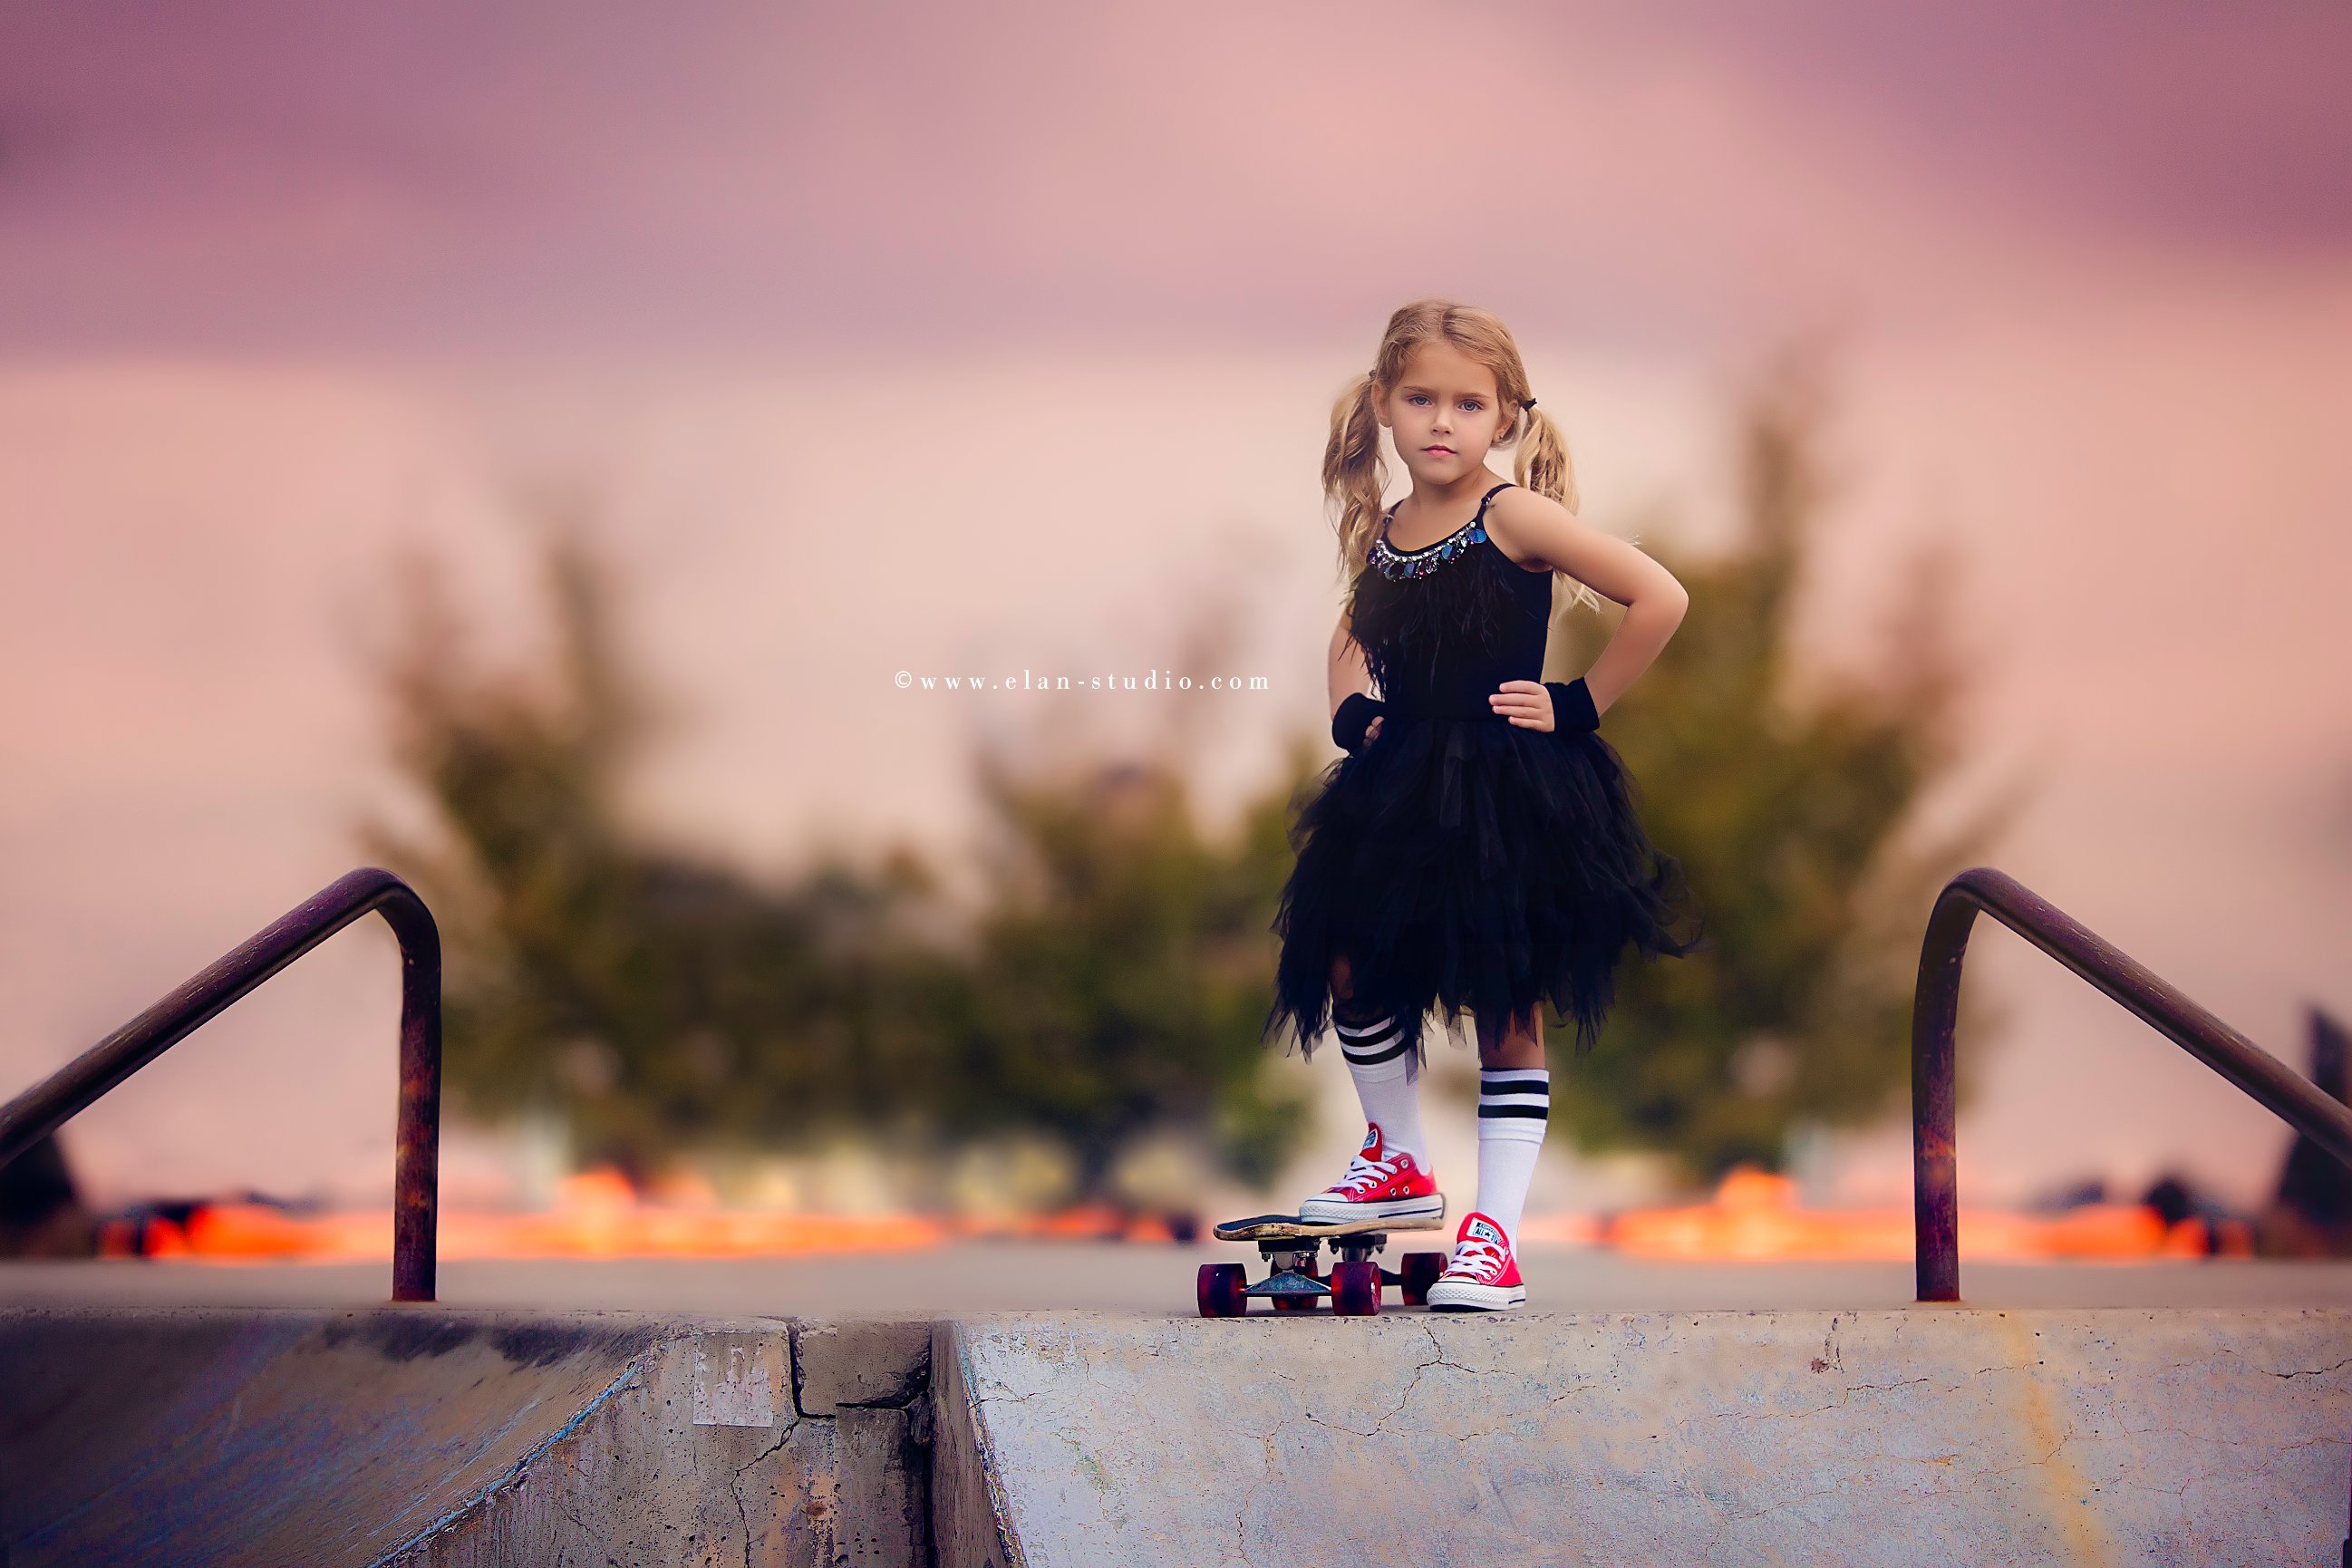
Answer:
[1490,681,1553,731]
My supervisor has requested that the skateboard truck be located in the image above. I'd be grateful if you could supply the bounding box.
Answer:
[1244,1235,1341,1305]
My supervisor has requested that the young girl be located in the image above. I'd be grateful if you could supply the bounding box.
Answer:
[1264,298,1700,1312]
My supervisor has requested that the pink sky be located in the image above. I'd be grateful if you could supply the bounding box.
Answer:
[1,4,2344,356]
[2,5,2348,1216]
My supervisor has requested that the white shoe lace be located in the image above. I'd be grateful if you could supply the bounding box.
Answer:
[1444,1234,1508,1283]
[1330,1149,1405,1196]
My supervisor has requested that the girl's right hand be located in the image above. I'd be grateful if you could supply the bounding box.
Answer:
[1331,692,1387,753]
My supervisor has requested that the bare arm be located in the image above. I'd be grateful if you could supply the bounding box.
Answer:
[1328,612,1385,743]
[1486,487,1688,716]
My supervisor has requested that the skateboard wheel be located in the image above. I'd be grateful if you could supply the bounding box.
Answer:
[1400,1251,1445,1306]
[1331,1260,1381,1317]
[1269,1294,1317,1312]
[1197,1263,1247,1318]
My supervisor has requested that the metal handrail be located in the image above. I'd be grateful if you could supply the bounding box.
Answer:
[0,868,441,1302]
[1912,866,2352,1302]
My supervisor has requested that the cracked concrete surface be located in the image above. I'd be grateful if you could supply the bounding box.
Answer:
[941,1308,2352,1568]
[398,1314,931,1567]
[0,1307,937,1567]
[11,1304,2347,1564]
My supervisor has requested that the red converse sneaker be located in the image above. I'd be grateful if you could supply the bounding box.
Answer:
[1424,1211,1526,1311]
[1298,1122,1443,1223]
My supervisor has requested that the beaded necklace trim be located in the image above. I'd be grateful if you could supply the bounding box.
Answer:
[1369,483,1513,582]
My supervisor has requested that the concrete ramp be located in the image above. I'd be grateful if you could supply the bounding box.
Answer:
[933,1308,2352,1567]
[0,1306,932,1566]
[11,1303,2350,1564]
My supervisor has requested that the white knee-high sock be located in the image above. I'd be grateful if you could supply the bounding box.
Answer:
[1336,1012,1427,1167]
[1476,1069,1550,1247]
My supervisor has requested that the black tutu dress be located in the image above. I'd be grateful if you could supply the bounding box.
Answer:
[1264,480,1700,1066]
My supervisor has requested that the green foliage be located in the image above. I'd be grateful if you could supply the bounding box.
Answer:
[906,744,1315,1193]
[1539,343,2028,1182]
[366,507,1312,1195]
[367,525,936,1185]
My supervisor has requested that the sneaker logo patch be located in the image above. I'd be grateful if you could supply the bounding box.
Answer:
[1360,1125,1381,1154]
[1466,1217,1505,1246]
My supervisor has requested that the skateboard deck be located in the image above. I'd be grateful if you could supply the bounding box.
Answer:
[1213,1211,1445,1243]
[1198,1205,1450,1319]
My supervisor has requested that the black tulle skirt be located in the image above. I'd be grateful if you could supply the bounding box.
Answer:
[1263,712,1700,1065]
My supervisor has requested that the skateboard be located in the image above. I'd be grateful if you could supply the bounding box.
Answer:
[1196,1206,1449,1318]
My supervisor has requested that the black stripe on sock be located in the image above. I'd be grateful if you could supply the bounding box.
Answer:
[1478,1103,1551,1119]
[1342,1037,1411,1066]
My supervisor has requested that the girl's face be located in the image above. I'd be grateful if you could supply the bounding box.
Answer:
[1376,340,1507,488]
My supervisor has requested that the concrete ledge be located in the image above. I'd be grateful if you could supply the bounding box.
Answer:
[795,1320,934,1415]
[14,1304,2347,1565]
[387,1319,824,1567]
[0,1306,936,1567]
[935,1308,2352,1568]
[932,1318,1025,1568]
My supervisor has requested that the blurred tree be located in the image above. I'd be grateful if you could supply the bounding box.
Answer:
[367,493,1314,1197]
[1539,338,2030,1182]
[906,746,1314,1196]
[366,505,939,1186]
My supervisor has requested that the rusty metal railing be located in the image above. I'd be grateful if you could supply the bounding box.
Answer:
[0,868,441,1302]
[1912,866,2352,1302]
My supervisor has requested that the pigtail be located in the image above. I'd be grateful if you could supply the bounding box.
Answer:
[1515,403,1579,516]
[1515,403,1604,613]
[1322,373,1387,573]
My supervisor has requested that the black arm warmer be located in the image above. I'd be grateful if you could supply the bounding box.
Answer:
[1544,678,1601,736]
[1331,692,1388,752]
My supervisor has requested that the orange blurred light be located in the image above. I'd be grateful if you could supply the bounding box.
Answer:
[117,1160,2206,1267]
[143,1159,952,1263]
[1606,1167,2174,1262]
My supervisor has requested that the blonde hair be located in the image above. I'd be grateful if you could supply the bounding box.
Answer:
[1324,297,1601,612]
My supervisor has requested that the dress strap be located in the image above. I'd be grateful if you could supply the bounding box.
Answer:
[1472,481,1515,522]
